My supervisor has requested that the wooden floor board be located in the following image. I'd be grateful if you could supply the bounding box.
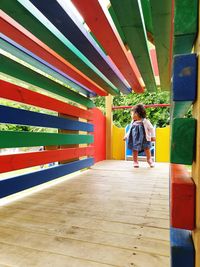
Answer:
[0,160,169,267]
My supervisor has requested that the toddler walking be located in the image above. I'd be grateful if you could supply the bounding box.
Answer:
[124,104,155,168]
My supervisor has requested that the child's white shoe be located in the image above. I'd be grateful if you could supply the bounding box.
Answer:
[133,162,139,168]
[147,160,155,168]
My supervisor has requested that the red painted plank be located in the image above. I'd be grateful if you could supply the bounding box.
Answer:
[91,108,106,162]
[170,163,195,230]
[0,146,94,173]
[0,11,107,96]
[0,80,93,120]
[150,49,159,76]
[72,0,144,93]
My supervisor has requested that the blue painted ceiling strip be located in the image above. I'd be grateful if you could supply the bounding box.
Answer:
[0,157,94,198]
[0,34,96,97]
[28,0,131,94]
[0,105,94,132]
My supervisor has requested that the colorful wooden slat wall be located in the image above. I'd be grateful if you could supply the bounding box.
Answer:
[71,0,143,93]
[0,34,95,98]
[170,164,195,230]
[110,0,157,92]
[193,3,200,266]
[1,0,119,95]
[92,108,106,163]
[170,228,195,267]
[0,158,94,198]
[0,81,93,120]
[149,0,173,91]
[0,11,107,97]
[27,0,131,94]
[174,0,198,54]
[0,2,109,198]
[170,10,198,262]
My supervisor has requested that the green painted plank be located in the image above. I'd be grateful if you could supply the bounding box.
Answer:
[108,6,127,45]
[0,131,93,148]
[0,55,94,108]
[174,0,198,54]
[0,37,92,97]
[150,0,173,91]
[1,0,119,95]
[170,118,196,165]
[110,0,157,92]
[140,0,154,36]
[172,101,192,119]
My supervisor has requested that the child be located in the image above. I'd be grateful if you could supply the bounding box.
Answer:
[124,104,156,168]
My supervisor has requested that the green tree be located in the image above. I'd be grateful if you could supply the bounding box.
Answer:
[93,90,170,128]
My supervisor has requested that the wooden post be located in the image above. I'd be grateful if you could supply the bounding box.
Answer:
[193,3,200,265]
[105,94,113,159]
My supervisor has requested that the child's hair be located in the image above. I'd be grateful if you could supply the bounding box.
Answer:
[131,104,146,118]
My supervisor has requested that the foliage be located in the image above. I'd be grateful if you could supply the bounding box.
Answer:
[93,90,171,128]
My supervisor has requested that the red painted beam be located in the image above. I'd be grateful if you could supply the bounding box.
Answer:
[0,11,107,96]
[150,49,159,76]
[0,80,93,120]
[91,108,106,162]
[0,146,94,173]
[112,104,170,110]
[170,164,195,230]
[72,0,144,93]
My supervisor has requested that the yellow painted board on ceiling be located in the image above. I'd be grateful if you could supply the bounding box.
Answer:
[112,125,125,160]
[156,126,170,162]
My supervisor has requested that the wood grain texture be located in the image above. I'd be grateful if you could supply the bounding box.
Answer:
[0,80,93,120]
[0,160,169,267]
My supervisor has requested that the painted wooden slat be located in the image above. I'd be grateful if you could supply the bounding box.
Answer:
[1,11,107,97]
[170,227,195,267]
[170,164,195,230]
[173,54,197,101]
[0,131,93,149]
[0,55,94,108]
[91,108,106,163]
[0,1,119,95]
[174,0,198,54]
[72,0,143,93]
[110,0,157,92]
[0,35,95,98]
[28,0,130,94]
[0,147,94,173]
[170,118,196,165]
[0,157,94,198]
[172,101,193,119]
[0,105,94,132]
[140,0,154,41]
[0,81,92,121]
[150,0,173,91]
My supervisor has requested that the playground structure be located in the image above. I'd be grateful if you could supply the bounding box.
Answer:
[0,1,200,266]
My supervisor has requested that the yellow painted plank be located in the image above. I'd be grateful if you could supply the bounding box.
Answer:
[112,125,125,160]
[156,126,170,162]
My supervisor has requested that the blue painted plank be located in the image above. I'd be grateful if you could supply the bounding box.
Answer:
[28,0,131,94]
[173,53,197,101]
[0,33,96,97]
[170,227,195,267]
[0,105,94,132]
[0,157,94,198]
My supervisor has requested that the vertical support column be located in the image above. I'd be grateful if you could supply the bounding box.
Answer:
[193,6,200,264]
[105,94,113,159]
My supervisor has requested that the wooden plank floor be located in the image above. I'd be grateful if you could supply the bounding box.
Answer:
[0,160,170,267]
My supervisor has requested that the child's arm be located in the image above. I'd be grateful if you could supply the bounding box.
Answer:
[123,122,132,141]
[148,120,156,141]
